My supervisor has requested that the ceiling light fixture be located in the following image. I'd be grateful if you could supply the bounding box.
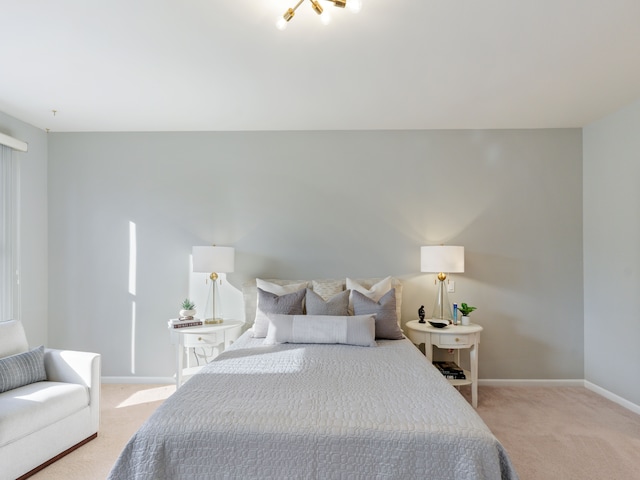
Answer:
[276,0,362,30]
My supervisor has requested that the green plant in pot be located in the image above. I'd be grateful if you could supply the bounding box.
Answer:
[179,298,196,319]
[458,303,476,325]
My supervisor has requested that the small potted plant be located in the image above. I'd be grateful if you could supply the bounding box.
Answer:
[458,303,476,326]
[179,298,196,319]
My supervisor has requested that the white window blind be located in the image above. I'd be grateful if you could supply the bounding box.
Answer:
[0,145,20,321]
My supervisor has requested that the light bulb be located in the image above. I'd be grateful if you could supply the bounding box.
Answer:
[348,0,362,13]
[320,11,331,25]
[276,17,288,30]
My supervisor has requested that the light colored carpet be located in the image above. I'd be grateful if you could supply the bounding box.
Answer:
[30,384,176,480]
[30,384,640,480]
[462,386,640,480]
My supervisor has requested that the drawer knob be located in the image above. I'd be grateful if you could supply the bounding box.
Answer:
[455,338,460,342]
[198,337,202,341]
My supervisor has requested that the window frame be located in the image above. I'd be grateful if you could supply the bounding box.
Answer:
[0,144,20,322]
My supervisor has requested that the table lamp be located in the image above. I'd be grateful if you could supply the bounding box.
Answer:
[192,245,235,324]
[421,245,464,323]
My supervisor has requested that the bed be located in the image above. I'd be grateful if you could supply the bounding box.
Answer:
[108,278,518,479]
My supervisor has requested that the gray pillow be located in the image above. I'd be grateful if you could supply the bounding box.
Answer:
[305,288,350,316]
[252,287,306,338]
[352,288,404,340]
[0,345,47,393]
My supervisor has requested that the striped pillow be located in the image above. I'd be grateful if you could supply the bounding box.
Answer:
[0,345,47,393]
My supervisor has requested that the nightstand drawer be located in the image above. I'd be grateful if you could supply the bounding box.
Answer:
[435,334,471,347]
[182,332,222,348]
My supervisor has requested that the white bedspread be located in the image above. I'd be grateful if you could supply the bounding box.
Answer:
[109,332,518,479]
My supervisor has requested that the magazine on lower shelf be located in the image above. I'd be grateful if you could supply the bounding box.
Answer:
[433,361,466,380]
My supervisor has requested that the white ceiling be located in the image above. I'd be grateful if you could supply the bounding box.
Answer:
[1,0,640,132]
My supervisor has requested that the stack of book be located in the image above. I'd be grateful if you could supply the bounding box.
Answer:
[168,318,203,329]
[433,361,466,380]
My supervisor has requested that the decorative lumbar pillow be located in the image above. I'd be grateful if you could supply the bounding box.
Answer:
[305,288,350,316]
[311,279,345,301]
[253,288,306,338]
[352,289,404,340]
[0,345,47,393]
[264,314,377,347]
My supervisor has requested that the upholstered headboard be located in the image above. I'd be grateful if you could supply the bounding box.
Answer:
[242,277,403,327]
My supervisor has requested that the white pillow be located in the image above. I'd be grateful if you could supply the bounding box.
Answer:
[311,279,344,301]
[346,276,392,315]
[264,314,377,347]
[256,278,308,297]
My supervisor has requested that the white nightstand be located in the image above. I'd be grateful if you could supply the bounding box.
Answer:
[405,319,483,408]
[169,320,243,387]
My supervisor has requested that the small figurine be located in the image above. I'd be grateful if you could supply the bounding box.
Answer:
[418,305,425,323]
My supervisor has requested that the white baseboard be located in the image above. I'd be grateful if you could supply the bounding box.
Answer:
[479,379,584,387]
[585,381,640,415]
[102,376,174,385]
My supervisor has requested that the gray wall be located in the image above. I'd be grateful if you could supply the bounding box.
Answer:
[47,129,584,379]
[584,99,640,405]
[0,113,48,345]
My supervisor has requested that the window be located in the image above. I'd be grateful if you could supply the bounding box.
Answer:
[0,144,20,321]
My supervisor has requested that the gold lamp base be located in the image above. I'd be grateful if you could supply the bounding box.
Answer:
[431,274,454,323]
[204,318,224,325]
[204,272,223,324]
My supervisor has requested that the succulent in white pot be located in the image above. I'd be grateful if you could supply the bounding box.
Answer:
[179,298,196,318]
[458,303,476,325]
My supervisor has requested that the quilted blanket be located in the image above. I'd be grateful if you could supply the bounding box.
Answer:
[109,332,518,479]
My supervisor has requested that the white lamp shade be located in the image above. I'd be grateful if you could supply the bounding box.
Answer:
[421,245,464,273]
[192,246,235,273]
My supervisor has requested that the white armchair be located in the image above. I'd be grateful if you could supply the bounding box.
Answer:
[0,320,100,480]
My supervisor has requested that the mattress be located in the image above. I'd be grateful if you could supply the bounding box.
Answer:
[108,332,518,479]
